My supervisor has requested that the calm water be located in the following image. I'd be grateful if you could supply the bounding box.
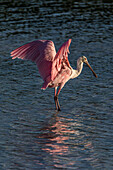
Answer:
[0,0,113,169]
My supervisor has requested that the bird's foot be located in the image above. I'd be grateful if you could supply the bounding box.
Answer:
[54,96,61,111]
[55,106,61,111]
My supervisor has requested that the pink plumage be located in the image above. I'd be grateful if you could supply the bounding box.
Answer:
[11,39,72,90]
[11,39,97,111]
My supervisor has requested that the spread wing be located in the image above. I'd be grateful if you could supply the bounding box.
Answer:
[51,39,72,81]
[11,40,56,85]
[11,39,72,89]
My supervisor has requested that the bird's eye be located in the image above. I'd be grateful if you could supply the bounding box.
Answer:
[82,56,87,62]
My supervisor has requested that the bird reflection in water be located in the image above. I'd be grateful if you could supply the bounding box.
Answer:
[37,114,71,156]
[35,113,97,168]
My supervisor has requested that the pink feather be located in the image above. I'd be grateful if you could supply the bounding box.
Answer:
[11,39,71,89]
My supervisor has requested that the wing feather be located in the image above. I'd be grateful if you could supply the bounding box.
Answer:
[11,40,56,85]
[55,39,71,68]
[11,39,72,89]
[51,39,72,81]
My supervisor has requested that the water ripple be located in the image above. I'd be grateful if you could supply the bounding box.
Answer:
[0,0,113,169]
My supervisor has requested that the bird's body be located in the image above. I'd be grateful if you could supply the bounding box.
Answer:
[11,39,97,111]
[48,57,83,88]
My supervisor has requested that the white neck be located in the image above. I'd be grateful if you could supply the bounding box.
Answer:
[71,57,83,79]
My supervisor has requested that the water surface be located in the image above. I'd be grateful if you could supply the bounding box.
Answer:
[0,0,113,169]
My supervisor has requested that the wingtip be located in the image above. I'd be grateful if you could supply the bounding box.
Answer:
[10,53,15,59]
[10,51,15,59]
[12,57,16,59]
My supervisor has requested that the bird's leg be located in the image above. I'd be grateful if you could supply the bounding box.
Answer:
[57,97,61,111]
[54,87,58,110]
[54,95,61,111]
[56,87,61,111]
[54,87,61,111]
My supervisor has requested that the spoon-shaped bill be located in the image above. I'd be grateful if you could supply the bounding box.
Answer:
[86,62,98,78]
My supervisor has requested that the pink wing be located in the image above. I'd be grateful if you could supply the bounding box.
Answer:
[11,39,72,89]
[11,40,56,88]
[51,39,72,81]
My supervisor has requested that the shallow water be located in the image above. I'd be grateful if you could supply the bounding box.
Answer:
[0,0,113,169]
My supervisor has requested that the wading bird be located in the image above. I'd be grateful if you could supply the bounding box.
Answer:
[11,39,97,111]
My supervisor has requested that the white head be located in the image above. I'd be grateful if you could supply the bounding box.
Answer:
[82,56,88,63]
[77,56,88,64]
[81,56,97,77]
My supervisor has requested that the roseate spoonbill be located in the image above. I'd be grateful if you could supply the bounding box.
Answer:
[11,39,97,111]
